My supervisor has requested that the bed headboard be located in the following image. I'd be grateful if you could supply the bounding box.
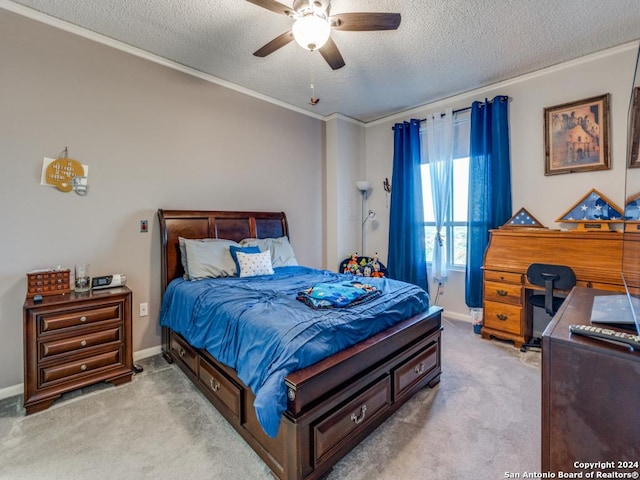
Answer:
[157,209,289,294]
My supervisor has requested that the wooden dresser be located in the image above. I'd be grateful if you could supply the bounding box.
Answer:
[482,229,628,348]
[542,287,640,472]
[23,287,133,414]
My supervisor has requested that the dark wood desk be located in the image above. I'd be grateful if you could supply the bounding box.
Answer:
[541,287,640,473]
[482,229,627,348]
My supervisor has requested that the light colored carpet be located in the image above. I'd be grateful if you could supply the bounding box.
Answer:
[0,318,541,480]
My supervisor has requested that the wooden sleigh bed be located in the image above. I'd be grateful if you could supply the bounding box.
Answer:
[158,209,443,480]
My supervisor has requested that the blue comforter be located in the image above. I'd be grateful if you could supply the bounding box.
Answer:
[159,266,430,438]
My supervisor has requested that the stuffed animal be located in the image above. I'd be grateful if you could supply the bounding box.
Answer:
[344,253,360,275]
[371,254,385,278]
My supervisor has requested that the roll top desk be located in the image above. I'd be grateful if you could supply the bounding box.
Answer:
[481,229,629,348]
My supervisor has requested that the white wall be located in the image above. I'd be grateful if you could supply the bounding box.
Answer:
[363,42,639,318]
[324,115,366,270]
[0,9,324,390]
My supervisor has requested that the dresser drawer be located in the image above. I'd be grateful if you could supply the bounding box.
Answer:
[484,300,523,335]
[314,376,390,464]
[170,333,198,374]
[392,342,438,401]
[39,327,121,361]
[484,280,522,306]
[484,270,522,284]
[39,349,121,386]
[199,359,242,418]
[38,304,121,335]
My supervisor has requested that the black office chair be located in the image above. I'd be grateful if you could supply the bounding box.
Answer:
[520,263,576,352]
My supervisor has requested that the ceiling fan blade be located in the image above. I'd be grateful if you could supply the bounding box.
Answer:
[245,0,293,16]
[253,31,294,57]
[331,12,401,31]
[319,37,345,70]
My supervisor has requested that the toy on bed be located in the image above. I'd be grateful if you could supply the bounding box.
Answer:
[339,253,387,277]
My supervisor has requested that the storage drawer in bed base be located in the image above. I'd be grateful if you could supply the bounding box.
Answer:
[160,308,443,480]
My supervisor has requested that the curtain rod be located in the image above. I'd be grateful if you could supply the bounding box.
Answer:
[391,95,508,130]
[391,106,470,130]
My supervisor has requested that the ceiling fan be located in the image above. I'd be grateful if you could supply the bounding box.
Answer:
[246,0,401,70]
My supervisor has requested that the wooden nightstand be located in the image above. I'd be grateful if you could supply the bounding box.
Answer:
[23,286,133,415]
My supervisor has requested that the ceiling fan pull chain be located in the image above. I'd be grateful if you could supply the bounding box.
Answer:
[309,60,319,105]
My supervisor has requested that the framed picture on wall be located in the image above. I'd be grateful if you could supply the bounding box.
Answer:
[544,94,610,175]
[628,87,640,168]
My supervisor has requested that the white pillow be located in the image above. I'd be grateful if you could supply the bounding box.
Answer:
[183,238,239,279]
[178,237,222,278]
[236,250,274,278]
[239,236,298,267]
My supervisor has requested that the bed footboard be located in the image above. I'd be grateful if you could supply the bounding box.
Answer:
[162,306,442,480]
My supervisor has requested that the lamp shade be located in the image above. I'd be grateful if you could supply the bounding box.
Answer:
[356,180,370,192]
[292,14,331,51]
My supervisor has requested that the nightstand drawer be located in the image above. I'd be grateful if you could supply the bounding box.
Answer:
[39,327,121,361]
[484,281,522,306]
[484,300,523,335]
[40,349,121,386]
[38,305,121,335]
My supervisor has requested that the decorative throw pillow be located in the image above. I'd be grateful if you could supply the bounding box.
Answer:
[236,250,274,278]
[229,245,260,275]
[240,236,298,267]
[183,238,239,279]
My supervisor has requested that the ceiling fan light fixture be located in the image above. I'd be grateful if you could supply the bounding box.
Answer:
[292,14,331,51]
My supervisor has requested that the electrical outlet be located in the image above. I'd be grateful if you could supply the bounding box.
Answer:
[139,302,148,317]
[140,220,148,233]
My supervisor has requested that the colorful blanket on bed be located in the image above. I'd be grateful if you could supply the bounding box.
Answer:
[296,281,381,309]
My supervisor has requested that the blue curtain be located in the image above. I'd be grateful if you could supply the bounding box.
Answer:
[388,119,428,293]
[465,96,512,307]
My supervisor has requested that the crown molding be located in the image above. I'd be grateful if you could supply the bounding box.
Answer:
[367,40,640,128]
[323,113,366,127]
[0,0,326,121]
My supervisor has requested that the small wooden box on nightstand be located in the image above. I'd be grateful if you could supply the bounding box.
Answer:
[26,269,71,298]
[23,286,133,415]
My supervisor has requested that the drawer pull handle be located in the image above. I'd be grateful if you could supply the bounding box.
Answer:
[178,347,186,358]
[350,405,367,425]
[80,340,87,347]
[80,316,87,323]
[80,364,87,371]
[496,289,508,296]
[496,313,508,321]
[414,363,425,375]
[209,378,220,392]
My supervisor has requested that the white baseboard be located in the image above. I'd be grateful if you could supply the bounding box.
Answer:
[441,310,473,323]
[1,345,164,401]
[133,345,162,361]
[0,383,22,401]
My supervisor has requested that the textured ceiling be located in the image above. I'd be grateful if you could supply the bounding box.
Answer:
[5,0,640,122]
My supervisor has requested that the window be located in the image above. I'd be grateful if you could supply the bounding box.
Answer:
[420,112,470,268]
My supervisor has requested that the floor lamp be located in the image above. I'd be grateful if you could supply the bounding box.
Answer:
[356,181,376,255]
